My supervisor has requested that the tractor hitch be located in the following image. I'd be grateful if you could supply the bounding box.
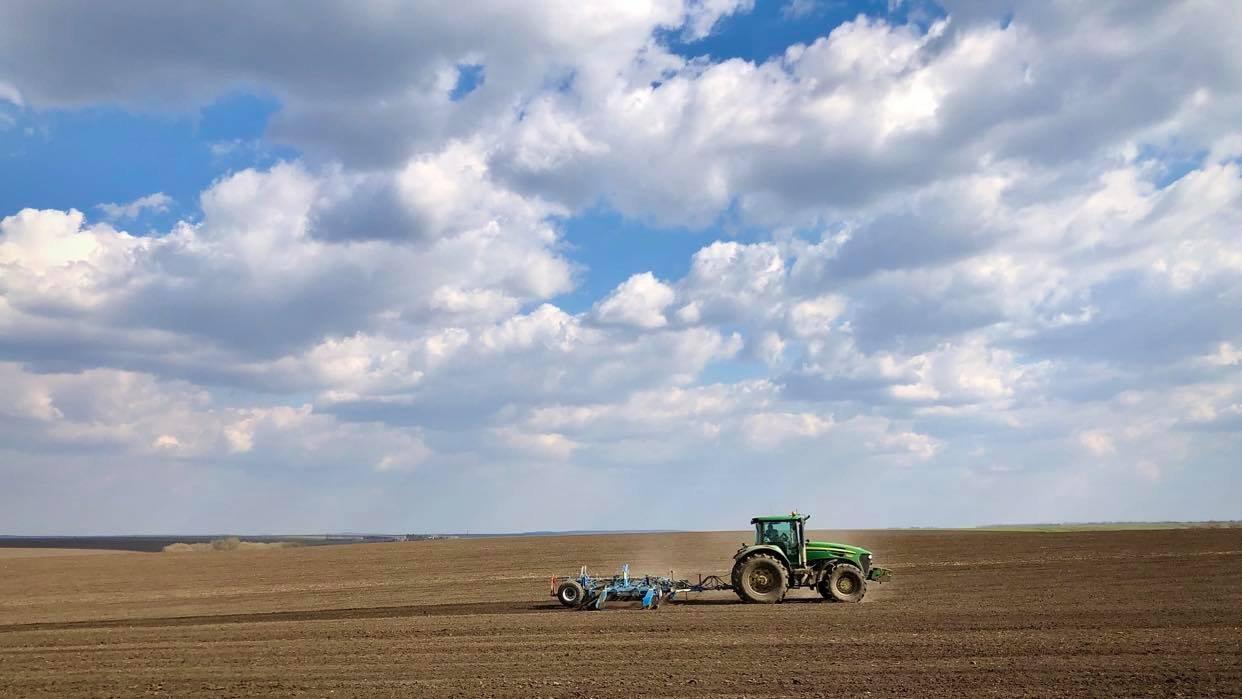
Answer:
[866,566,893,583]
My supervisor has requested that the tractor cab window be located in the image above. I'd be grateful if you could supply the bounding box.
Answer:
[757,521,796,556]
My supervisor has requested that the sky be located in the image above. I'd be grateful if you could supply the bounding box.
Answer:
[0,0,1239,534]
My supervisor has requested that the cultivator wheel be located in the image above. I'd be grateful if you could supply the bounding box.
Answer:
[556,580,586,608]
[734,553,788,604]
[821,563,866,603]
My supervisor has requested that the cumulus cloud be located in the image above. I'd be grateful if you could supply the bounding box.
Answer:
[743,411,835,448]
[1,151,575,365]
[1,0,1240,531]
[594,272,676,329]
[680,241,787,324]
[0,362,430,469]
[488,2,1242,232]
[0,2,753,167]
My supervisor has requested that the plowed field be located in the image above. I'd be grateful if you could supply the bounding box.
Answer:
[1,529,1239,697]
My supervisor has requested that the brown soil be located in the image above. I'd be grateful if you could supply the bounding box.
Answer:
[0,529,1239,697]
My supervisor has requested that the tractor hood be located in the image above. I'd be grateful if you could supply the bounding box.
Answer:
[806,541,871,556]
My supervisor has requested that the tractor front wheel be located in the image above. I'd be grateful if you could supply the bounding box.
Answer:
[734,554,788,604]
[820,563,866,603]
[556,580,586,608]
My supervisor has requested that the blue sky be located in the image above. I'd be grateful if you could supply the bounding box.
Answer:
[0,1,1239,534]
[0,93,293,224]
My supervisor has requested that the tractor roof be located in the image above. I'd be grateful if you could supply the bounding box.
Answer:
[751,513,810,523]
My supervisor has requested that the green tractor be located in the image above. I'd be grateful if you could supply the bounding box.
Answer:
[731,513,891,603]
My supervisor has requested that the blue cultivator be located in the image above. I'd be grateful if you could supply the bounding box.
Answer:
[551,564,731,610]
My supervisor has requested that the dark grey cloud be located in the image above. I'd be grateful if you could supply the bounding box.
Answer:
[846,282,1005,355]
[307,176,426,242]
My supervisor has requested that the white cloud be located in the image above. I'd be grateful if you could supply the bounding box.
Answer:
[787,295,845,338]
[680,241,786,323]
[782,0,817,20]
[1203,343,1242,367]
[97,192,172,220]
[743,411,834,448]
[0,361,431,472]
[0,208,148,311]
[594,272,675,329]
[0,81,21,105]
[487,2,1242,234]
[683,0,754,40]
[893,341,1035,406]
[0,153,576,366]
[1078,430,1116,457]
[494,427,577,461]
[755,331,786,367]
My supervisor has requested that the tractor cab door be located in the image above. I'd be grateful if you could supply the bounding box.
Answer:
[757,520,800,564]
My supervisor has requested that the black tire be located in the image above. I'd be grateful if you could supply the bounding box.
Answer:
[816,567,835,600]
[556,580,585,608]
[733,554,788,604]
[823,563,866,603]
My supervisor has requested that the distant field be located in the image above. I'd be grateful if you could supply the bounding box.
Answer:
[971,521,1242,532]
[0,548,138,559]
[0,535,399,553]
[4,522,1238,555]
[0,529,1238,697]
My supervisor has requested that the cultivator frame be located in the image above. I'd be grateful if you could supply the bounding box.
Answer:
[550,565,732,610]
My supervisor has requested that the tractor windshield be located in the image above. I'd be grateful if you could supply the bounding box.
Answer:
[756,520,796,557]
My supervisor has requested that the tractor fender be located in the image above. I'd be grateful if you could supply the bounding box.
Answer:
[733,545,793,569]
[731,545,795,593]
[812,559,852,585]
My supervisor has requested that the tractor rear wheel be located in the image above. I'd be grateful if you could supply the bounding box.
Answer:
[821,563,866,603]
[556,580,586,608]
[734,554,788,604]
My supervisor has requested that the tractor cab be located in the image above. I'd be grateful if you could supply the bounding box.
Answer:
[751,513,808,565]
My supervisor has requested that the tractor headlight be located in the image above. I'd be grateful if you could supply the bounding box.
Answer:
[861,553,872,573]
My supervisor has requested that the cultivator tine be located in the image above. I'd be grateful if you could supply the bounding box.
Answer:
[641,588,657,609]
